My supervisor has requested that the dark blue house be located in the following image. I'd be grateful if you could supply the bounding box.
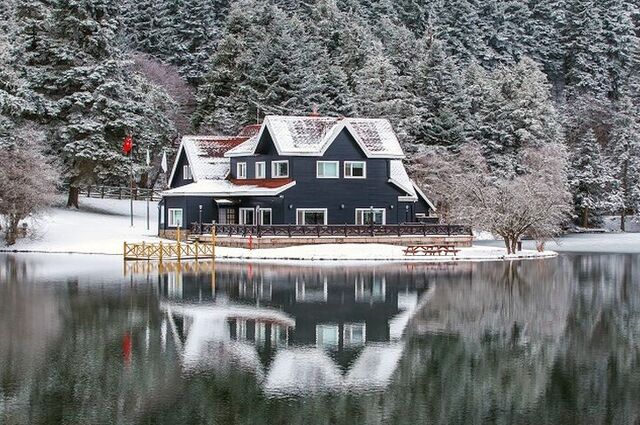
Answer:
[159,115,435,235]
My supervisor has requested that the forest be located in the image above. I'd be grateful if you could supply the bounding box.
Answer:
[0,0,639,228]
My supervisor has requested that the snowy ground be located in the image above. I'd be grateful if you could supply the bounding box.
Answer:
[1,197,159,255]
[213,244,555,263]
[477,233,640,254]
[0,198,557,262]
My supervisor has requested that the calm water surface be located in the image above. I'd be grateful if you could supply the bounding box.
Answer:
[1,250,639,424]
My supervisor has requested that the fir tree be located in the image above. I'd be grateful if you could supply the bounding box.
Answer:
[569,129,616,227]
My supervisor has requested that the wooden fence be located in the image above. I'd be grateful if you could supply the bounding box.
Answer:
[78,185,163,201]
[192,223,472,238]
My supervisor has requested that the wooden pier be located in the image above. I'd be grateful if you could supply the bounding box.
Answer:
[124,228,216,261]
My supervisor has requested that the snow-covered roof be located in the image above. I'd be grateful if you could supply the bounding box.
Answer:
[388,160,417,198]
[225,115,405,159]
[168,134,251,185]
[162,179,296,197]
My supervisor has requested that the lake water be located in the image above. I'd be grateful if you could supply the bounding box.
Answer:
[1,246,639,424]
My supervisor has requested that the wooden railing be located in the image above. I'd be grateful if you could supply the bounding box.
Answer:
[123,240,215,261]
[191,223,472,238]
[78,185,163,201]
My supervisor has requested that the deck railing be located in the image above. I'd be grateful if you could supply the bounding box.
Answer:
[191,223,472,238]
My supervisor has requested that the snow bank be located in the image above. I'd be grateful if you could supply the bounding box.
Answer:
[1,197,159,255]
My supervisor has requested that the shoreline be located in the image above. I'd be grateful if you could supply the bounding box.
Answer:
[1,244,558,264]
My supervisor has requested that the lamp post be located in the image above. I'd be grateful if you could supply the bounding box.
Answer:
[198,204,203,234]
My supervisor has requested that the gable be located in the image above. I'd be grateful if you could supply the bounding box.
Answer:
[169,149,190,188]
[321,128,368,159]
[254,128,279,155]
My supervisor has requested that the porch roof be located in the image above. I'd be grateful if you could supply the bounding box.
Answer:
[161,179,296,197]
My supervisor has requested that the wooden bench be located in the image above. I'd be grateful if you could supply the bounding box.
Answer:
[403,244,460,256]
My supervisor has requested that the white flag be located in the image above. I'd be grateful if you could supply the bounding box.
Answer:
[146,148,150,166]
[161,150,168,173]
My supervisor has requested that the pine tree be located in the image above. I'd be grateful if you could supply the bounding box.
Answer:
[609,97,640,230]
[353,52,414,137]
[569,129,616,227]
[405,39,471,149]
[475,57,563,174]
[16,0,175,207]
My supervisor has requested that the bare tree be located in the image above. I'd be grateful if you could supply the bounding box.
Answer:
[414,143,571,254]
[0,126,59,245]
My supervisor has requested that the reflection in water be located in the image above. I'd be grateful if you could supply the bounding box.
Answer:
[1,254,640,424]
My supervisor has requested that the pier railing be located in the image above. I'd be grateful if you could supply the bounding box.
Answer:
[191,223,472,238]
[123,240,215,261]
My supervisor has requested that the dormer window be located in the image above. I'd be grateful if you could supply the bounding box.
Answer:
[183,165,192,180]
[345,161,366,178]
[237,162,247,179]
[272,160,289,178]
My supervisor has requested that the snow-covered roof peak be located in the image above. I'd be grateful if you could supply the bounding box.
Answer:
[225,115,406,159]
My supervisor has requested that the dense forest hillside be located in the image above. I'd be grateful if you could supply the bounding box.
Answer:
[1,0,639,225]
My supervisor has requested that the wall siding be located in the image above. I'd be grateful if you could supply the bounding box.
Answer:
[170,150,194,188]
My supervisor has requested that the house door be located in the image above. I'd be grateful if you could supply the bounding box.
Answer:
[218,207,237,224]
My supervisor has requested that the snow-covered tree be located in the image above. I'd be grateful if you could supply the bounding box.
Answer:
[0,128,59,245]
[16,0,175,207]
[475,57,563,174]
[608,97,640,230]
[569,129,617,227]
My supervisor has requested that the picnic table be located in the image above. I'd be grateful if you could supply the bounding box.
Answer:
[403,244,460,256]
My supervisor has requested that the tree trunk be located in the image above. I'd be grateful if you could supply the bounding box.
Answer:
[67,186,79,209]
[503,235,514,255]
[582,207,589,228]
[4,215,20,246]
[621,160,628,232]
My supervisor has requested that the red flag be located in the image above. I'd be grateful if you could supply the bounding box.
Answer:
[122,135,133,155]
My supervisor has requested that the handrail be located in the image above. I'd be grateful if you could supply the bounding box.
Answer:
[191,223,472,237]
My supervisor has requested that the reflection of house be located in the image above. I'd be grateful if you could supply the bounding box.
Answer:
[157,265,444,395]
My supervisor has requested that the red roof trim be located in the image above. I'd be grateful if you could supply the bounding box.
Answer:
[228,178,293,188]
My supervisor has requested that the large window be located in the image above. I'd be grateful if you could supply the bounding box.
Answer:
[316,161,339,178]
[183,165,192,180]
[316,324,339,348]
[255,162,266,179]
[355,208,385,225]
[237,162,247,179]
[272,160,289,178]
[296,208,327,225]
[168,208,183,228]
[239,208,255,225]
[259,208,272,225]
[344,161,366,178]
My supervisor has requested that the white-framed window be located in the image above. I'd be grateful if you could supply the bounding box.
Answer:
[344,161,366,178]
[237,162,247,179]
[344,323,366,346]
[355,275,386,303]
[316,324,339,348]
[239,207,255,225]
[183,165,192,180]
[355,208,385,225]
[316,161,339,178]
[295,277,328,303]
[259,208,272,225]
[255,161,266,179]
[272,160,289,178]
[167,208,183,228]
[296,208,327,225]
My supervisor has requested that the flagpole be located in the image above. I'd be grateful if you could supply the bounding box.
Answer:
[146,148,150,231]
[130,149,134,227]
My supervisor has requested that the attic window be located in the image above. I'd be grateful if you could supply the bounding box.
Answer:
[345,161,366,178]
[183,165,192,180]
